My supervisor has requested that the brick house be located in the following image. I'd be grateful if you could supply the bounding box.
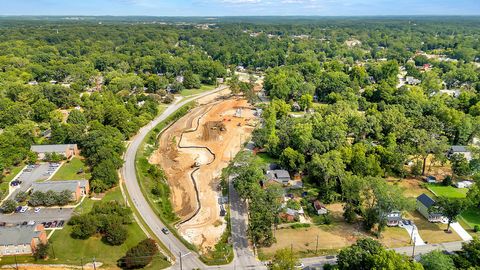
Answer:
[0,225,47,256]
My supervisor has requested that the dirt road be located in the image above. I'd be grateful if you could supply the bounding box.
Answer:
[149,91,256,250]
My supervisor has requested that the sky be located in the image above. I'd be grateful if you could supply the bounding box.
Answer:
[1,0,479,16]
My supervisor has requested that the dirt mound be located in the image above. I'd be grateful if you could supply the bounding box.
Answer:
[149,92,256,250]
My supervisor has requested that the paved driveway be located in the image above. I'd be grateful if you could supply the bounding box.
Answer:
[450,222,473,241]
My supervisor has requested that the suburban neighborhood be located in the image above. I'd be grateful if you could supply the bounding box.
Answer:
[0,5,480,270]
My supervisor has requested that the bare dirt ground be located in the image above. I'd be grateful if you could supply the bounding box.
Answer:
[149,90,256,250]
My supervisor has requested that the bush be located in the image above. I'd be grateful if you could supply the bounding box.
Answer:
[474,225,480,233]
[1,199,17,213]
[118,238,158,269]
[442,175,453,186]
[33,242,50,260]
[103,221,128,245]
[15,191,28,202]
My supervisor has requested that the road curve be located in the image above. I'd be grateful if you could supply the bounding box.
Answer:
[121,86,227,270]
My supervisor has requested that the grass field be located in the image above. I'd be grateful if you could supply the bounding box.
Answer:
[427,184,468,199]
[405,211,462,243]
[0,163,25,199]
[180,84,215,97]
[459,207,480,229]
[256,152,278,166]
[50,157,90,181]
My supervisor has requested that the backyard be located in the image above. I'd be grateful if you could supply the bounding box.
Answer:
[459,207,480,229]
[427,183,468,199]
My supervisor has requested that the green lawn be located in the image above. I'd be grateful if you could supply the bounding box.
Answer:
[180,84,215,97]
[427,184,468,199]
[460,207,480,229]
[256,152,278,166]
[50,157,90,181]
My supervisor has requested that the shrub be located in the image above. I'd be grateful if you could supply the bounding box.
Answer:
[103,221,128,245]
[474,225,480,233]
[118,238,158,269]
[33,242,50,260]
[15,191,28,202]
[1,199,17,213]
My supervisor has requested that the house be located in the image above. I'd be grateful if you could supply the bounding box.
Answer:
[438,89,461,98]
[406,76,421,85]
[313,200,328,215]
[447,145,472,161]
[216,78,224,84]
[386,211,402,226]
[175,75,184,83]
[455,180,474,189]
[0,225,47,256]
[266,169,291,186]
[425,175,437,184]
[28,81,38,86]
[31,180,89,201]
[30,144,79,160]
[416,193,443,222]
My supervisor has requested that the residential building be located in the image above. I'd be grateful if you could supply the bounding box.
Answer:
[266,169,291,185]
[447,145,472,161]
[425,175,437,184]
[455,180,474,189]
[31,180,89,201]
[30,144,79,160]
[0,225,47,256]
[313,200,328,215]
[406,76,421,85]
[386,211,402,226]
[416,193,443,222]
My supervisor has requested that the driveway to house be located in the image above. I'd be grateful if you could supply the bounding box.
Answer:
[450,222,473,241]
[0,207,73,226]
[400,222,426,246]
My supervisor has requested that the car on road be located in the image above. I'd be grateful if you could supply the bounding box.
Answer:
[295,263,305,269]
[161,227,169,234]
[19,206,28,213]
[34,207,41,213]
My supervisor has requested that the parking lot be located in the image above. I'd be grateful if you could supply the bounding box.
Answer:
[0,207,73,229]
[6,162,60,200]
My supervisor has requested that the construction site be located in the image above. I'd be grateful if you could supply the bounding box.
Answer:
[149,88,257,250]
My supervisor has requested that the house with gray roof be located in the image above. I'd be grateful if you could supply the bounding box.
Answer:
[386,211,402,226]
[30,144,79,160]
[266,169,291,185]
[447,145,472,161]
[31,180,89,201]
[416,193,443,222]
[0,225,47,255]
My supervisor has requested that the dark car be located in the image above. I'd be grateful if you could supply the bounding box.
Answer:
[45,222,52,228]
[161,227,169,234]
[58,220,65,227]
[15,206,22,213]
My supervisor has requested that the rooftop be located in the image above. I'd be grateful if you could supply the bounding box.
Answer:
[30,144,77,153]
[450,145,469,153]
[32,180,87,193]
[417,193,435,208]
[0,225,42,246]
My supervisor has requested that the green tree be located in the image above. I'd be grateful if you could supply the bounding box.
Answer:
[279,147,305,172]
[183,70,201,89]
[431,198,468,232]
[33,242,50,260]
[269,248,299,270]
[103,220,128,245]
[1,199,17,213]
[420,250,456,270]
[118,238,158,269]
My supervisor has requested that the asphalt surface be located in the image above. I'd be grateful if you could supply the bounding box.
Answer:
[4,163,50,200]
[0,207,73,226]
[229,176,266,270]
[121,86,231,270]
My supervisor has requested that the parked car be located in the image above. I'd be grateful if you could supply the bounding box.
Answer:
[34,207,41,213]
[15,206,22,213]
[162,227,169,234]
[45,222,52,228]
[58,220,65,227]
[19,206,28,213]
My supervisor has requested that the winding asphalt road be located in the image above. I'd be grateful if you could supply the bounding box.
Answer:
[121,85,265,270]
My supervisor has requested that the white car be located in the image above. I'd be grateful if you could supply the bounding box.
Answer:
[34,207,41,213]
[20,206,28,213]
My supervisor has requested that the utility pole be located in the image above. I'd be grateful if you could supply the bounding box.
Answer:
[179,252,183,270]
[81,257,84,270]
[412,236,416,259]
[93,257,97,270]
[14,255,18,270]
[315,235,319,254]
[51,244,56,259]
[410,225,414,244]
